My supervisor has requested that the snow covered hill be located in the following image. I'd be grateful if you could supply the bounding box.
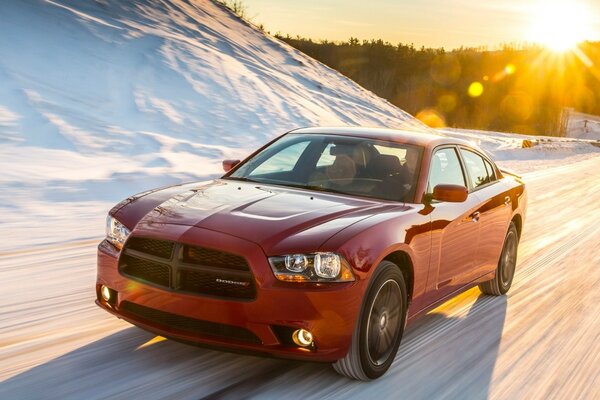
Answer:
[0,0,422,185]
[0,0,427,250]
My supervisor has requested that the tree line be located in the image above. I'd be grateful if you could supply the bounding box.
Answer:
[276,35,600,135]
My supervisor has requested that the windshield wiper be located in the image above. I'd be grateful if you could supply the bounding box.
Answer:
[224,178,353,197]
[278,182,351,196]
[223,176,261,183]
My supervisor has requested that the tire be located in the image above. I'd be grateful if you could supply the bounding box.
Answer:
[479,222,519,296]
[333,261,407,380]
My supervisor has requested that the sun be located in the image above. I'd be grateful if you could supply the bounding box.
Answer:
[528,1,593,52]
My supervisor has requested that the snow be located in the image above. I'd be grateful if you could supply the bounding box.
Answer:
[0,0,427,251]
[565,111,600,141]
[0,0,424,251]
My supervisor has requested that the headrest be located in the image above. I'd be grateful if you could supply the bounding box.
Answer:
[330,144,355,156]
[370,154,401,176]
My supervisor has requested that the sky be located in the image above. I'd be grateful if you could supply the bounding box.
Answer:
[242,0,600,49]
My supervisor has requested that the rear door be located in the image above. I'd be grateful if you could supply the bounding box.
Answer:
[426,147,481,298]
[458,147,512,280]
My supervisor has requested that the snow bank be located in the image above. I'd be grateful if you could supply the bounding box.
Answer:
[438,128,600,174]
[565,111,600,141]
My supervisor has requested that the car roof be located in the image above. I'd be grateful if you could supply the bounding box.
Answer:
[291,126,476,150]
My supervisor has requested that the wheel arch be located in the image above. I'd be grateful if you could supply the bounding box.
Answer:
[511,213,523,240]
[381,250,414,304]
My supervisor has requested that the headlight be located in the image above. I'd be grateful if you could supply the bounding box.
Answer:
[105,215,130,250]
[269,252,354,282]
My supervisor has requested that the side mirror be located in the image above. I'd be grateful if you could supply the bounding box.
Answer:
[432,184,468,203]
[222,159,240,172]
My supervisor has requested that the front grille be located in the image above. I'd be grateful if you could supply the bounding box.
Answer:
[120,255,171,287]
[183,246,249,271]
[126,237,174,259]
[121,301,261,344]
[179,269,255,299]
[119,237,256,300]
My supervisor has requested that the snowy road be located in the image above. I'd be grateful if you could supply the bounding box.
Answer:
[1,155,600,399]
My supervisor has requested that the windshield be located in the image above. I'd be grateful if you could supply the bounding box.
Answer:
[226,134,423,202]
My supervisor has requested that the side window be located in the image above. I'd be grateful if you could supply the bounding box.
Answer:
[250,141,310,176]
[484,159,497,182]
[460,149,491,188]
[428,148,466,192]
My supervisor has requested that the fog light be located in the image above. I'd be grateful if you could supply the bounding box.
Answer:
[292,329,313,347]
[100,285,112,302]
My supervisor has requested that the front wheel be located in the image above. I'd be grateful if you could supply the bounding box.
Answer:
[333,261,407,380]
[479,222,519,295]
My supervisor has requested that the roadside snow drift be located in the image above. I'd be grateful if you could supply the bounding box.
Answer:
[438,128,600,173]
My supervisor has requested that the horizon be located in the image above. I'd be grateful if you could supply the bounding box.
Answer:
[242,0,600,51]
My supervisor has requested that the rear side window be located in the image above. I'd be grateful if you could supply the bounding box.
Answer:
[460,149,493,188]
[484,159,497,182]
[428,148,466,192]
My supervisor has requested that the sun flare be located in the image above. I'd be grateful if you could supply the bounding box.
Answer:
[528,1,593,52]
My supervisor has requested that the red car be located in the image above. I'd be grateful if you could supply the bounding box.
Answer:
[97,127,526,380]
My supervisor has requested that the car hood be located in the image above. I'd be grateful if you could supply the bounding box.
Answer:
[135,179,405,254]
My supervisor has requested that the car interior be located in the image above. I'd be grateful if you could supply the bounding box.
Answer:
[235,136,422,202]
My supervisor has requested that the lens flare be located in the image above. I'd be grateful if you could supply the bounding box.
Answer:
[416,108,446,128]
[468,82,484,98]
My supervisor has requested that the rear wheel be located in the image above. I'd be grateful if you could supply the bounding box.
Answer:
[333,261,407,380]
[479,222,519,295]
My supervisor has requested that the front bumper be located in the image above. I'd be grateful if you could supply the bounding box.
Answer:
[96,225,364,362]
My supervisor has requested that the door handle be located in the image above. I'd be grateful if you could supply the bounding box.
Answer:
[504,196,511,206]
[471,211,481,222]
